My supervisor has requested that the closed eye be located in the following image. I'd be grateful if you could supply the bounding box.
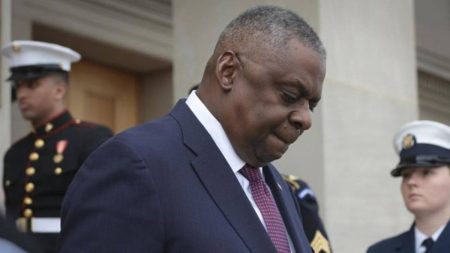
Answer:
[281,90,298,104]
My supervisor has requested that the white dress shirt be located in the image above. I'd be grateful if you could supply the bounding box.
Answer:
[185,91,295,252]
[414,224,446,253]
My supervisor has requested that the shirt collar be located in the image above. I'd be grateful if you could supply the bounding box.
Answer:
[415,223,447,251]
[185,91,245,173]
[33,110,74,136]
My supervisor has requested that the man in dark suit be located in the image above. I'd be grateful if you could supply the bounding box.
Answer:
[1,40,113,253]
[58,5,326,253]
[367,120,450,253]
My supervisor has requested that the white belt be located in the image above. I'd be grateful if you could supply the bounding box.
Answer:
[17,217,61,233]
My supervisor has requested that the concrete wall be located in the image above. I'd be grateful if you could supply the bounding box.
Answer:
[320,1,416,251]
[140,69,173,122]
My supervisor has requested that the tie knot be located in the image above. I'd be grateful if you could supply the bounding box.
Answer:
[422,237,434,251]
[240,164,263,183]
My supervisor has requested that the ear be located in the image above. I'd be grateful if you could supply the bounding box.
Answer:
[215,51,240,91]
[54,82,67,100]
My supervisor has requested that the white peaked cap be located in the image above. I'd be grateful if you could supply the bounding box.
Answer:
[1,40,80,72]
[393,120,450,153]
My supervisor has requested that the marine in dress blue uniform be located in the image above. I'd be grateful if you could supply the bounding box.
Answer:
[367,120,450,253]
[1,41,113,253]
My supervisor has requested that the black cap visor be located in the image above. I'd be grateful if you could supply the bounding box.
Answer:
[6,64,66,83]
[391,155,450,177]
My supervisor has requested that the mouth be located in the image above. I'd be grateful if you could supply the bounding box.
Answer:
[19,103,29,111]
[273,130,300,145]
[408,193,422,200]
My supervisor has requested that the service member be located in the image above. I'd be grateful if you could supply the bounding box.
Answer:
[367,120,450,253]
[284,175,332,253]
[1,40,113,253]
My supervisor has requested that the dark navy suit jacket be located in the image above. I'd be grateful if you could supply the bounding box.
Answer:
[58,100,312,253]
[367,221,450,253]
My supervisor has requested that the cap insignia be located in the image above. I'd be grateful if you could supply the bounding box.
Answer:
[402,134,416,149]
[12,42,21,53]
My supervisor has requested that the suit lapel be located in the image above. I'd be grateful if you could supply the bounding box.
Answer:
[170,101,276,253]
[264,165,312,253]
[430,221,450,253]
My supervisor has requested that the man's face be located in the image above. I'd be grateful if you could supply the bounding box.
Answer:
[401,166,450,217]
[15,75,65,126]
[222,40,325,167]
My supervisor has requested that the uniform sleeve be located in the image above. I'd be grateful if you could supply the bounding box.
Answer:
[295,180,329,239]
[58,139,164,253]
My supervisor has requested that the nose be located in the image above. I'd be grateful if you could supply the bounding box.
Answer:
[289,101,312,131]
[404,172,420,186]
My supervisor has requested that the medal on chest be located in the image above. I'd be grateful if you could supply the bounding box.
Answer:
[53,140,68,164]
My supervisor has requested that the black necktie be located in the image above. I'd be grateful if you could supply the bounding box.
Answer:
[422,237,434,253]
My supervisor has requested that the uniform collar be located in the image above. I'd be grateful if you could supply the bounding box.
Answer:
[33,111,74,136]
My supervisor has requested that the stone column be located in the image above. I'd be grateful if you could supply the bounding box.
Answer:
[320,0,416,251]
[0,0,12,212]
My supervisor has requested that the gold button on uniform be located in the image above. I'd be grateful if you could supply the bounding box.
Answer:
[34,139,45,148]
[53,154,63,163]
[26,167,36,176]
[24,197,33,205]
[25,182,34,193]
[45,123,53,132]
[29,152,39,161]
[23,208,33,218]
[54,167,63,175]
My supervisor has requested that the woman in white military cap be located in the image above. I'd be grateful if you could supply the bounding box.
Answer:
[367,120,450,253]
[1,40,113,253]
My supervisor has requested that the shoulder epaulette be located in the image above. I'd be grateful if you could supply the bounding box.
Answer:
[73,119,99,128]
[282,174,301,191]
